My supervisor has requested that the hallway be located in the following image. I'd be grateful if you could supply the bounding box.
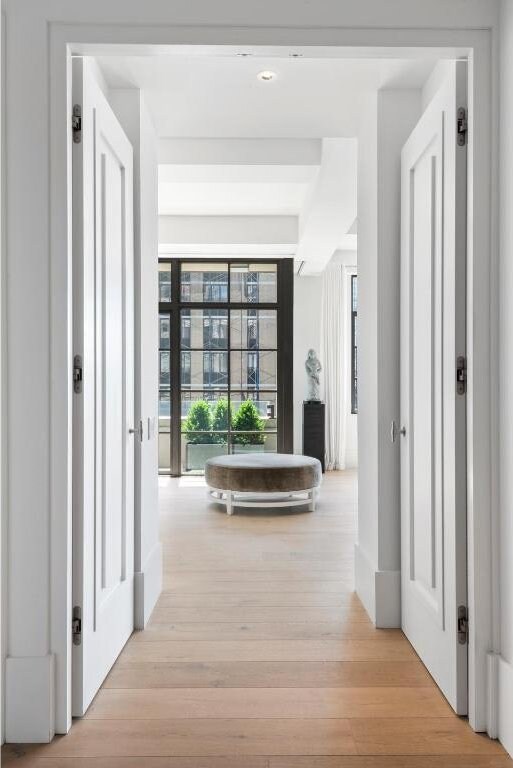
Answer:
[4,471,510,766]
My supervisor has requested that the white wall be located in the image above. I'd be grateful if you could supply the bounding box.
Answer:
[498,0,513,754]
[293,273,323,453]
[109,89,162,630]
[355,89,421,627]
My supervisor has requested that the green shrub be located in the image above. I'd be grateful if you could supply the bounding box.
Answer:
[212,398,234,437]
[232,400,265,445]
[182,400,213,444]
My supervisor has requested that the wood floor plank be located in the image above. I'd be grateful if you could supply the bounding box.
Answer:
[105,660,435,689]
[2,754,269,768]
[270,759,513,768]
[349,718,505,755]
[161,577,354,592]
[3,753,511,768]
[34,719,357,758]
[154,592,362,607]
[131,621,397,642]
[119,638,416,663]
[85,687,452,720]
[149,606,375,624]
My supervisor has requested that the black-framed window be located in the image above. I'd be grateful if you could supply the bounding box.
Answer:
[158,259,293,475]
[351,274,358,415]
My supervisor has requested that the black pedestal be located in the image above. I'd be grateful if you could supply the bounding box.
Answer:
[302,401,325,473]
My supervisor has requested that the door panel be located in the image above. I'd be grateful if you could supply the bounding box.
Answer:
[400,60,467,713]
[72,58,135,716]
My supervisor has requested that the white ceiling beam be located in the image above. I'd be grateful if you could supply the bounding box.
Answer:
[158,164,318,183]
[158,138,321,166]
[296,138,357,275]
[159,214,298,245]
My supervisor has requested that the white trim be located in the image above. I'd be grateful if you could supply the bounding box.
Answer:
[208,486,317,514]
[0,13,494,742]
[134,542,162,629]
[52,28,496,737]
[5,655,55,743]
[354,543,401,628]
[498,655,513,754]
[487,651,499,739]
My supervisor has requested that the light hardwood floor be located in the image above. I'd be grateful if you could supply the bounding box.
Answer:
[4,471,511,767]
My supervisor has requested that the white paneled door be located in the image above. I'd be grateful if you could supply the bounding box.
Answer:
[400,61,468,714]
[72,58,135,716]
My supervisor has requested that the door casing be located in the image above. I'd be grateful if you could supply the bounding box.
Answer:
[36,24,497,738]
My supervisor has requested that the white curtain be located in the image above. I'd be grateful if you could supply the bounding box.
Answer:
[321,263,346,470]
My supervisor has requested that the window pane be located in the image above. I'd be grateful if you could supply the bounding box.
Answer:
[181,433,228,475]
[230,309,277,349]
[159,390,171,420]
[181,351,229,389]
[159,433,171,473]
[230,391,277,429]
[230,263,277,303]
[159,263,172,302]
[351,275,358,414]
[158,391,171,474]
[180,263,228,303]
[181,309,228,350]
[181,391,231,427]
[230,351,277,389]
[159,351,170,388]
[159,314,171,349]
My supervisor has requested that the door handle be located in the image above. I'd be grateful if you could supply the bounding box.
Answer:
[128,422,144,441]
[400,426,407,437]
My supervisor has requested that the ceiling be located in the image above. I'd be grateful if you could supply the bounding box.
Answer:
[158,164,318,216]
[97,54,437,139]
[97,52,437,272]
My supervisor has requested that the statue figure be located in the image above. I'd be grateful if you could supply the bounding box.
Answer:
[305,349,322,401]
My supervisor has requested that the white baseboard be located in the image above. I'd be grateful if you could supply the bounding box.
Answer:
[355,543,376,621]
[5,654,55,743]
[487,651,499,739]
[354,543,401,628]
[134,541,162,629]
[498,654,513,757]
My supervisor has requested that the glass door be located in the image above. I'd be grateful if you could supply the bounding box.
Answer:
[158,259,293,475]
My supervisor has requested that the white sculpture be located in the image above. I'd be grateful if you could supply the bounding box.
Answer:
[305,349,322,401]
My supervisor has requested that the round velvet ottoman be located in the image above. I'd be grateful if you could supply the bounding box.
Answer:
[205,453,322,515]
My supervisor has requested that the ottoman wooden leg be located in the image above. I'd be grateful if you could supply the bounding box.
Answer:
[226,490,234,516]
[308,488,316,512]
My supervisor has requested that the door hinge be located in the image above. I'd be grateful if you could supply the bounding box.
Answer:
[457,107,468,147]
[72,104,82,144]
[73,354,83,394]
[458,605,469,644]
[72,605,82,646]
[456,355,467,395]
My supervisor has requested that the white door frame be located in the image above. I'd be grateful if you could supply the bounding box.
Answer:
[3,13,497,740]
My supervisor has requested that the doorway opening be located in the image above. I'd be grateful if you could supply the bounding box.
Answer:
[3,30,496,757]
[70,43,473,732]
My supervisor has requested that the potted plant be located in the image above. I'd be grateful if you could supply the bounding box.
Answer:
[232,400,266,453]
[182,400,221,471]
[212,397,234,438]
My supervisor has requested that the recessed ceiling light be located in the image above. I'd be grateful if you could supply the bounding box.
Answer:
[257,70,277,82]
